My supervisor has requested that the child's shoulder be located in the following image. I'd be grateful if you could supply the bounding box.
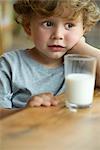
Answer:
[1,49,26,60]
[0,49,27,65]
[2,49,25,57]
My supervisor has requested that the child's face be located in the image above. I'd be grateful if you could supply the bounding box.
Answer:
[26,9,84,60]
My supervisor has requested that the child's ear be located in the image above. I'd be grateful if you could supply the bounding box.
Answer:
[23,19,31,36]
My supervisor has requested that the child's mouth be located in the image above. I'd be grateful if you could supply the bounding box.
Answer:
[48,45,65,52]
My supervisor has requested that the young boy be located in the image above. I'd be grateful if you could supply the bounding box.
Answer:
[0,0,100,108]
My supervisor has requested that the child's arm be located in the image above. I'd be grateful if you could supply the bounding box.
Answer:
[68,40,100,87]
[26,93,59,107]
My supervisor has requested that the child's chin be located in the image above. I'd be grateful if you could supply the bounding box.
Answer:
[50,54,64,59]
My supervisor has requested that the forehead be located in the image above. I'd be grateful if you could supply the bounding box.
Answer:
[33,7,83,23]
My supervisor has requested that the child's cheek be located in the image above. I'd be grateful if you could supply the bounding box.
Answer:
[66,34,81,49]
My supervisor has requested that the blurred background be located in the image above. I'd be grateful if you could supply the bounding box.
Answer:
[0,0,100,55]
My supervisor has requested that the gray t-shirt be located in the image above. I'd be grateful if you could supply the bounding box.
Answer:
[0,49,65,108]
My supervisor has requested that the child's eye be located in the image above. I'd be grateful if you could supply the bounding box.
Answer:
[65,23,74,30]
[42,21,54,27]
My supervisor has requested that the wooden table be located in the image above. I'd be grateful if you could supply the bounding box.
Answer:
[0,89,100,150]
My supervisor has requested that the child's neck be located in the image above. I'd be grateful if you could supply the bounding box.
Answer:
[27,48,63,68]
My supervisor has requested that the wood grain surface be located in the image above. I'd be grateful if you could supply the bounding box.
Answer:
[0,89,100,150]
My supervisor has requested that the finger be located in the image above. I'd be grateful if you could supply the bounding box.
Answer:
[41,93,53,100]
[38,93,54,106]
[41,93,59,106]
[41,100,51,107]
[51,97,59,106]
[27,96,43,107]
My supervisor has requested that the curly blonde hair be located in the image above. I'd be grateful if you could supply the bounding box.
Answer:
[13,0,100,32]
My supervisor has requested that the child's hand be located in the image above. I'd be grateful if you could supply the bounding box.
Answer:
[26,93,59,107]
[72,36,86,50]
[79,36,86,43]
[67,36,86,54]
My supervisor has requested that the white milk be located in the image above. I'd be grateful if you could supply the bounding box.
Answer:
[65,73,95,106]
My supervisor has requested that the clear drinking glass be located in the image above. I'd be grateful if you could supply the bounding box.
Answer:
[64,54,97,109]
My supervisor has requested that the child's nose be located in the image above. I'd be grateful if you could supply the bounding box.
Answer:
[51,26,64,40]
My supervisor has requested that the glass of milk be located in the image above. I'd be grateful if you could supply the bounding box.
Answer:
[64,54,97,109]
